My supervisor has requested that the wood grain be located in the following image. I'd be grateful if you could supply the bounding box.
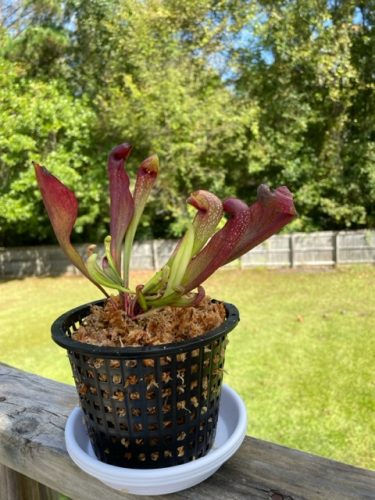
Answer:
[0,363,374,500]
[0,465,61,500]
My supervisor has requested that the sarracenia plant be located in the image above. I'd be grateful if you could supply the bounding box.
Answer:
[34,143,297,318]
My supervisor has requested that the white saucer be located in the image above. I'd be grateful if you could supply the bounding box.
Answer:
[65,384,247,495]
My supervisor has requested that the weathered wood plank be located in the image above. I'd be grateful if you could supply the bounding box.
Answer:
[0,463,61,500]
[0,363,374,500]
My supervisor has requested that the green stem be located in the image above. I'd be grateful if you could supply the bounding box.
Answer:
[123,221,137,288]
[164,223,194,295]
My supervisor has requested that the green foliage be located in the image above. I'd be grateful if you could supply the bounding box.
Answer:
[0,48,96,244]
[0,0,374,245]
[70,0,250,237]
[235,1,375,230]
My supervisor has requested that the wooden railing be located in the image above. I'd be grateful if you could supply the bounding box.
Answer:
[0,363,374,500]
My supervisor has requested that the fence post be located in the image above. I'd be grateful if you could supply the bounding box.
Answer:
[152,240,159,270]
[333,232,339,266]
[289,233,295,268]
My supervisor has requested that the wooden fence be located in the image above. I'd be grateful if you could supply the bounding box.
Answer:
[0,230,374,279]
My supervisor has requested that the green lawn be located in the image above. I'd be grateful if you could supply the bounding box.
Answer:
[1,266,374,470]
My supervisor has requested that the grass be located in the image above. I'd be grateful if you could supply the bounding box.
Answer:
[0,266,374,470]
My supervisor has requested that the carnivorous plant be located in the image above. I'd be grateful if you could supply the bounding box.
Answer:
[34,143,296,318]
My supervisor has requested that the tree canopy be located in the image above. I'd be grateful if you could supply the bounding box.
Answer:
[0,0,374,245]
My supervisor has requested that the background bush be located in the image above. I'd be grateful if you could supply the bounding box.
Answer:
[1,0,374,245]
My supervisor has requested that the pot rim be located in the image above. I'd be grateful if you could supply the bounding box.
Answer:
[51,299,239,358]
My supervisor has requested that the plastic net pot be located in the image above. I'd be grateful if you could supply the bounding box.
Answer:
[52,299,239,469]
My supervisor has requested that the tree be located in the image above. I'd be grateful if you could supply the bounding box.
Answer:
[66,0,251,237]
[0,0,374,246]
[0,31,95,245]
[234,0,375,230]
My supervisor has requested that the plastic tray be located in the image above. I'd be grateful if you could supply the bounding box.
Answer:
[65,384,247,495]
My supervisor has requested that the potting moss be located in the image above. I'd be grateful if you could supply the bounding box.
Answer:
[72,296,226,347]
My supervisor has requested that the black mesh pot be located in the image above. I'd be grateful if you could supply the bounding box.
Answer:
[52,300,239,469]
